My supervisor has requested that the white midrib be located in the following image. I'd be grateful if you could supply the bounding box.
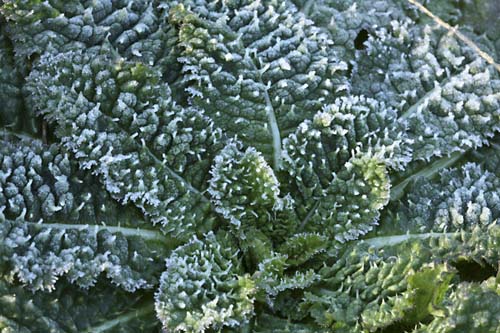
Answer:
[247,42,282,169]
[262,85,283,170]
[389,151,464,201]
[84,303,155,333]
[143,145,208,202]
[364,232,456,248]
[399,84,442,121]
[36,223,168,242]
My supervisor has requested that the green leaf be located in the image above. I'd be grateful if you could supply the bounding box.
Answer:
[155,231,255,333]
[26,45,224,241]
[360,263,454,331]
[254,252,319,298]
[1,0,181,82]
[0,277,158,333]
[0,21,38,136]
[298,153,390,243]
[277,232,329,266]
[351,17,500,160]
[301,223,500,331]
[0,136,169,291]
[283,96,398,243]
[415,278,500,333]
[390,162,500,234]
[208,141,294,240]
[171,0,349,168]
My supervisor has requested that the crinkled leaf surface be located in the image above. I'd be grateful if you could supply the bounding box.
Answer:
[171,0,349,167]
[1,0,500,332]
[0,276,159,333]
[0,136,170,291]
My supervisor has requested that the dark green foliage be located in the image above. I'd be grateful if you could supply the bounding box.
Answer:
[0,0,499,332]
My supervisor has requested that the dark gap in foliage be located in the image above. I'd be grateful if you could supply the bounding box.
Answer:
[377,316,434,333]
[242,247,262,274]
[346,62,354,78]
[453,259,497,282]
[378,322,421,333]
[27,52,40,72]
[378,324,407,333]
[36,117,58,145]
[270,289,312,324]
[354,29,369,50]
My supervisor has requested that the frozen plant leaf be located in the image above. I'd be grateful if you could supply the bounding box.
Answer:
[171,0,349,168]
[0,21,38,135]
[391,163,500,233]
[0,277,159,333]
[0,0,181,79]
[26,45,225,241]
[2,0,500,332]
[0,136,169,291]
[300,223,500,332]
[351,14,500,160]
[155,231,255,333]
[414,278,500,333]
